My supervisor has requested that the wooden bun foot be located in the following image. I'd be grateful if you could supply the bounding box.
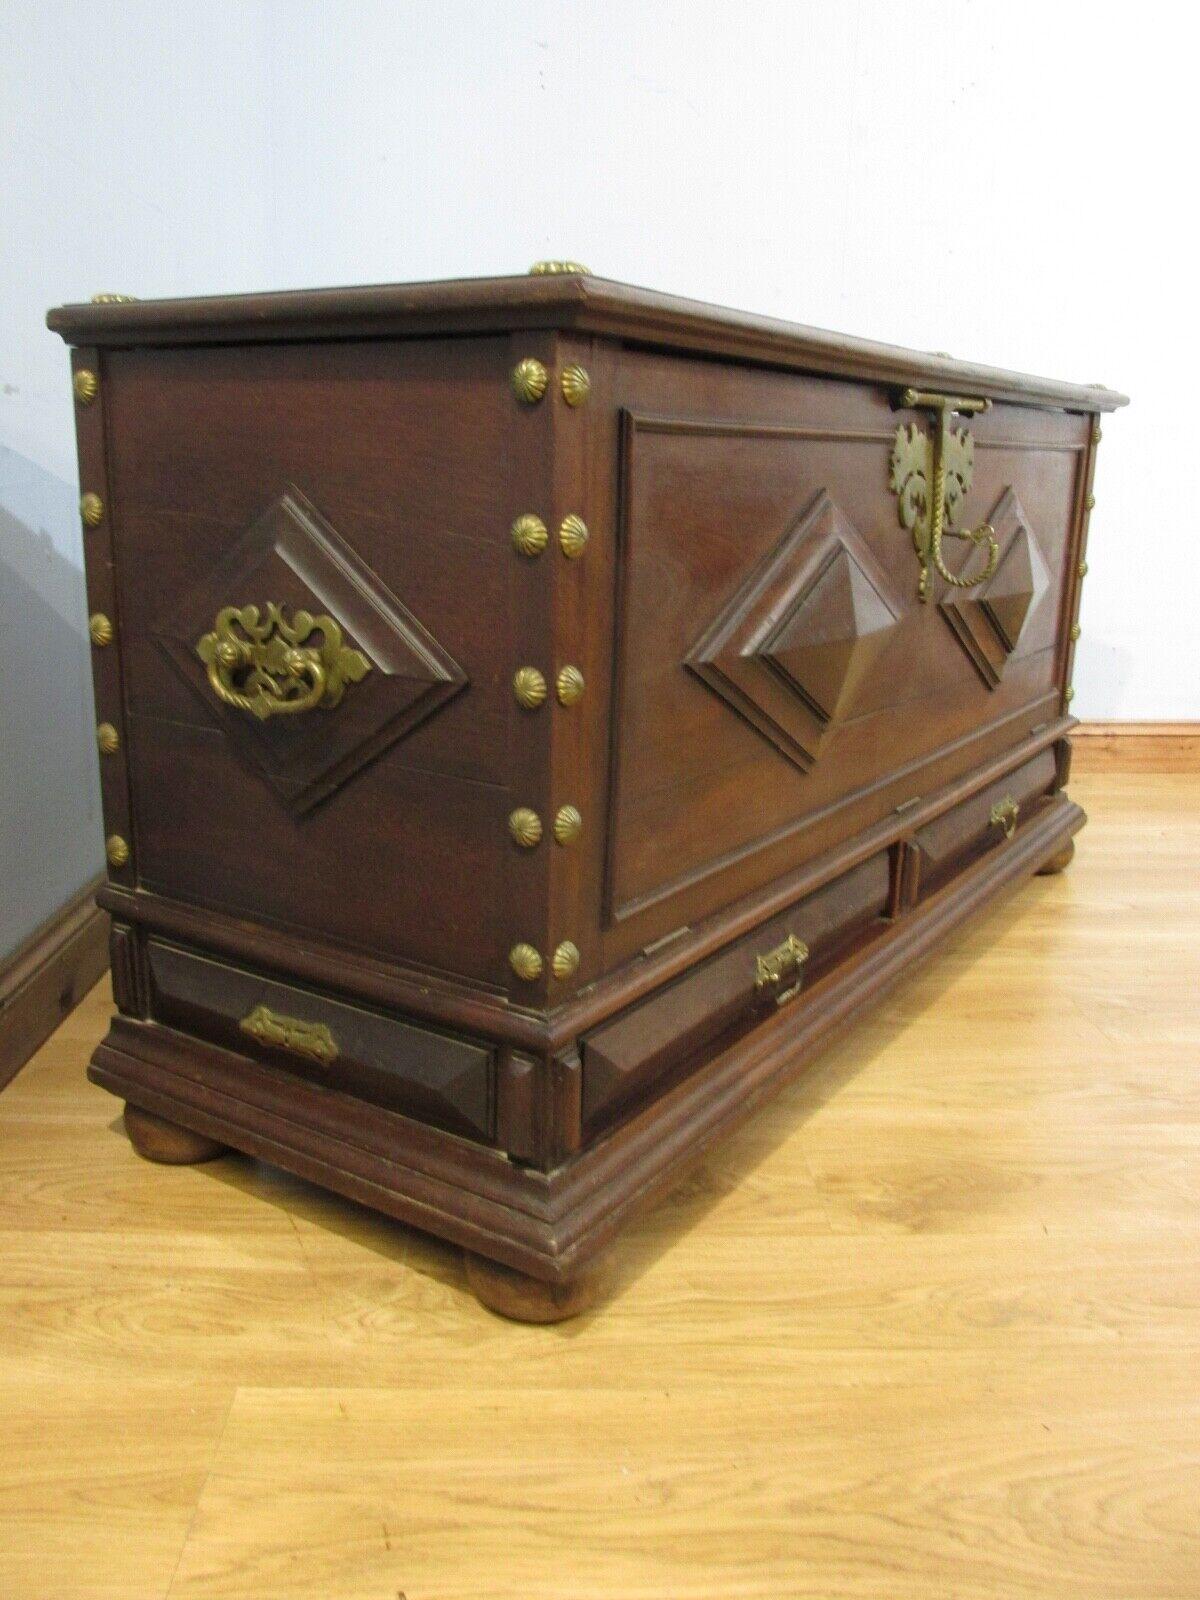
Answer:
[123,1103,226,1165]
[1037,839,1076,876]
[463,1250,608,1323]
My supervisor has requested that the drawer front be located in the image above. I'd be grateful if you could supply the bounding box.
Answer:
[581,852,890,1134]
[145,939,494,1141]
[603,351,1088,955]
[912,749,1057,896]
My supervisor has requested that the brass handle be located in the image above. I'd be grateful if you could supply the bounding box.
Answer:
[891,389,1000,603]
[755,932,810,1005]
[239,1004,338,1066]
[196,603,370,721]
[989,795,1020,841]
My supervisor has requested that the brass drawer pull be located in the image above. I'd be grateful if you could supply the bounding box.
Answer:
[989,795,1020,840]
[755,933,810,1005]
[197,603,369,721]
[239,1003,338,1066]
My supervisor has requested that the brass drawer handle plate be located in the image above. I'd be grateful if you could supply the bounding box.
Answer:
[891,389,1000,603]
[239,1004,338,1066]
[197,604,369,721]
[755,932,810,1007]
[989,795,1020,841]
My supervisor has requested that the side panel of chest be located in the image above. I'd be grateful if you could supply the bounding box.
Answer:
[603,353,1089,948]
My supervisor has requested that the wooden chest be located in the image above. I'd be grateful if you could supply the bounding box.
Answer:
[49,271,1126,1319]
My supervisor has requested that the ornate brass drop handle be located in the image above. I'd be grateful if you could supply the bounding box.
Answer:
[989,795,1020,840]
[890,388,1000,603]
[196,603,370,721]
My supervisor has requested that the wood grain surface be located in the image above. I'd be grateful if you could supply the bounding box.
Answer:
[0,768,1196,1599]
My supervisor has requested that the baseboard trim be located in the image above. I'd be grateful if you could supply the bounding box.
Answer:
[1072,722,1200,773]
[0,877,109,1090]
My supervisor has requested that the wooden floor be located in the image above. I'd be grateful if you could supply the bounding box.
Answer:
[1,769,1197,1599]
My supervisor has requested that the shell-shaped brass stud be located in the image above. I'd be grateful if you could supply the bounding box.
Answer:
[513,666,548,710]
[106,834,130,867]
[560,364,591,407]
[73,369,99,405]
[1085,493,1096,511]
[554,804,582,845]
[511,358,549,404]
[1095,427,1103,442]
[509,942,543,981]
[80,493,104,527]
[89,613,114,647]
[551,941,581,980]
[1065,686,1076,704]
[559,514,589,559]
[529,261,591,275]
[90,293,138,304]
[1078,560,1089,578]
[556,664,585,706]
[96,722,120,755]
[508,807,543,848]
[511,513,548,557]
[1070,623,1082,641]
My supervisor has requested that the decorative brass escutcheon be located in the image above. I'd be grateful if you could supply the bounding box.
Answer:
[890,389,1000,603]
[239,1004,338,1066]
[196,604,370,721]
[989,795,1020,840]
[754,932,809,1005]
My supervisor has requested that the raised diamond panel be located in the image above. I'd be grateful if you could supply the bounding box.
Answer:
[941,486,1050,688]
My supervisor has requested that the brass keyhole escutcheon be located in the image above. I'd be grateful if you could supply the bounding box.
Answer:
[890,389,999,602]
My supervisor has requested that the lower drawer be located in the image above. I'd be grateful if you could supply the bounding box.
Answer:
[912,749,1058,897]
[145,938,494,1142]
[581,852,890,1134]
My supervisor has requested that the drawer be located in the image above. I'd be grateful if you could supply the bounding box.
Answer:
[581,852,890,1134]
[912,750,1057,897]
[145,939,494,1142]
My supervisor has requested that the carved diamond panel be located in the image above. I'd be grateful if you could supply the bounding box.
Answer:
[686,490,902,772]
[941,487,1050,688]
[155,487,467,812]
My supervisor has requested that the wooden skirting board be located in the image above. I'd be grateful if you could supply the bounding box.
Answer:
[0,877,109,1091]
[1071,721,1200,772]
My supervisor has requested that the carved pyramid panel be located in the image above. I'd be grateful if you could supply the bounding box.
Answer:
[686,490,902,772]
[941,487,1050,688]
[155,487,467,812]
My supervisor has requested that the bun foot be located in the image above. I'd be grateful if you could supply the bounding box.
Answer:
[123,1104,226,1165]
[1037,839,1076,876]
[463,1250,608,1323]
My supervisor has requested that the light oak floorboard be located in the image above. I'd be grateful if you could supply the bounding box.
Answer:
[0,770,1196,1598]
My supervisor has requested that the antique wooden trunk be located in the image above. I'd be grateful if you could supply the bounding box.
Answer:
[49,271,1126,1319]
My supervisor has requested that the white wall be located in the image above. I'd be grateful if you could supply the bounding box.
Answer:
[0,1,1192,937]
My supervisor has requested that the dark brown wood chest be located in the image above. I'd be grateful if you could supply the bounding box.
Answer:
[49,270,1126,1319]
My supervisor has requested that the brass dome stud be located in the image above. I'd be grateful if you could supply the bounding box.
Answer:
[96,722,120,755]
[80,493,104,527]
[90,293,138,304]
[511,358,549,404]
[560,364,591,407]
[1070,623,1081,641]
[508,807,543,848]
[73,369,99,405]
[529,261,591,275]
[511,513,549,557]
[553,804,582,845]
[559,514,588,559]
[106,834,130,867]
[89,613,114,647]
[509,943,543,981]
[551,941,580,980]
[1085,493,1096,510]
[1065,686,1076,704]
[512,667,548,709]
[1078,560,1089,578]
[556,664,585,706]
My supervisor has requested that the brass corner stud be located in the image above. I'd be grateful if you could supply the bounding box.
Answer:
[90,293,138,304]
[559,514,588,559]
[556,664,584,706]
[105,834,130,867]
[511,513,548,557]
[508,807,543,848]
[96,722,120,755]
[561,364,591,407]
[511,358,549,405]
[73,369,99,405]
[554,804,582,845]
[89,613,114,647]
[80,492,104,527]
[513,666,548,709]
[509,943,543,981]
[551,941,580,980]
